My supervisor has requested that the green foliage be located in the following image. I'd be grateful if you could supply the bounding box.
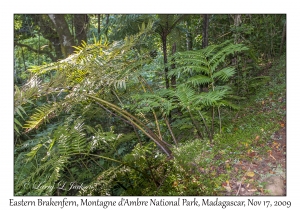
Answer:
[14,14,286,196]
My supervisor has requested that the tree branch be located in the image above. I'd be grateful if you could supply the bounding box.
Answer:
[14,41,55,61]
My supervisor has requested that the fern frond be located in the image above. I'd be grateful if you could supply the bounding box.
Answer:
[23,103,59,132]
[208,42,248,72]
[175,84,197,108]
[196,89,228,106]
[187,75,212,87]
[212,67,236,82]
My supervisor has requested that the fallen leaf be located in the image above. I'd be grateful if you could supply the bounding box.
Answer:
[245,171,255,178]
[248,188,257,192]
[248,151,257,157]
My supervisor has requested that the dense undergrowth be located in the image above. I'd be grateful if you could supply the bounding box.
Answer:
[163,54,286,195]
[13,29,286,196]
[14,52,285,196]
[14,14,286,196]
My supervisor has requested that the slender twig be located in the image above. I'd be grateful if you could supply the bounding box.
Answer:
[236,182,242,196]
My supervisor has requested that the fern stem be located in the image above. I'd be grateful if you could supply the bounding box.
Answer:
[218,106,222,134]
[85,94,173,158]
[187,107,203,139]
[210,106,214,144]
[153,108,163,141]
[165,117,178,146]
[197,110,210,139]
[138,76,163,142]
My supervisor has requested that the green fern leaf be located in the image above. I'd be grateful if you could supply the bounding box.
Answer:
[23,103,58,132]
[187,75,212,87]
[212,67,236,81]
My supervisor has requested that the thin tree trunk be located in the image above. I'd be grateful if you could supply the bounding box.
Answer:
[33,14,62,60]
[233,14,242,44]
[186,18,193,50]
[48,14,75,58]
[200,15,209,93]
[98,14,101,38]
[74,14,88,45]
[21,47,26,72]
[171,43,177,88]
[202,14,209,49]
[37,33,40,65]
[162,33,169,89]
[279,20,286,55]
[105,14,110,38]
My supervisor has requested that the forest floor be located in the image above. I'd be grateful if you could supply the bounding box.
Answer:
[225,117,286,196]
[223,58,286,196]
[174,55,286,196]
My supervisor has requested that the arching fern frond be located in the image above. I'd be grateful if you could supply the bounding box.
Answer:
[23,103,59,132]
[196,89,228,106]
[207,41,248,72]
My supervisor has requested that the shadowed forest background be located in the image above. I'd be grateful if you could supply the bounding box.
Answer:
[14,14,286,196]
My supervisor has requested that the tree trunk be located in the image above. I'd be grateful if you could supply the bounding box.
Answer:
[186,18,193,50]
[200,15,209,92]
[98,14,101,38]
[105,14,110,38]
[233,14,242,44]
[162,32,169,89]
[202,14,209,49]
[232,15,242,66]
[279,20,286,55]
[171,43,177,88]
[33,15,62,61]
[74,14,88,45]
[48,14,75,58]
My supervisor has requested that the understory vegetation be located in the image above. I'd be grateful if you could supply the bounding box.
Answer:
[14,14,286,195]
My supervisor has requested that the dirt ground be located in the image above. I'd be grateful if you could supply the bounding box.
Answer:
[224,120,286,196]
